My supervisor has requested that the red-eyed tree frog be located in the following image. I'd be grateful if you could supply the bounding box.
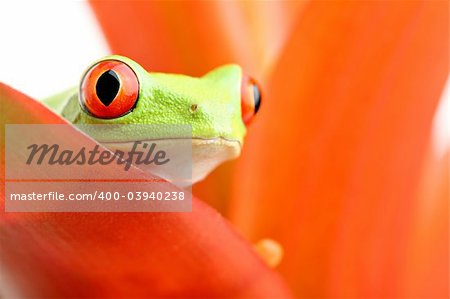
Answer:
[43,55,261,186]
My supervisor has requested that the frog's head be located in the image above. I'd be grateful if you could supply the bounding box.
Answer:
[62,55,261,184]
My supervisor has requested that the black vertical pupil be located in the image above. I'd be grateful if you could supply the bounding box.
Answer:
[96,70,120,106]
[253,84,261,114]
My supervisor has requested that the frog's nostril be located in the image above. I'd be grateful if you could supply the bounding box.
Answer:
[189,104,198,113]
[241,74,262,125]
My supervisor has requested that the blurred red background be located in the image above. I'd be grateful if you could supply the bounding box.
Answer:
[0,0,448,297]
[91,1,449,297]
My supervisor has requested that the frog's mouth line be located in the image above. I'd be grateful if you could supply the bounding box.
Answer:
[100,137,241,185]
[100,137,242,149]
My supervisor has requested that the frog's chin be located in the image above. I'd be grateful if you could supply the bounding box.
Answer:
[190,138,241,183]
[101,138,241,188]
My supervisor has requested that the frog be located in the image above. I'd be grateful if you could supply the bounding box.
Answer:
[43,55,261,186]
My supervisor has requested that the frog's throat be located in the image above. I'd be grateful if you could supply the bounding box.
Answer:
[100,138,241,187]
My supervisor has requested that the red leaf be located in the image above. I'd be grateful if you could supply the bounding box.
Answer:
[0,84,292,298]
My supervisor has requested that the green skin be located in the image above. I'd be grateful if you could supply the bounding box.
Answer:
[43,55,247,184]
[45,55,246,143]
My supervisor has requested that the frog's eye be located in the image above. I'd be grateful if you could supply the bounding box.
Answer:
[241,74,262,125]
[80,60,139,119]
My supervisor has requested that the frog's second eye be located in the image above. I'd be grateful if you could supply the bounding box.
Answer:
[80,60,139,119]
[241,74,262,125]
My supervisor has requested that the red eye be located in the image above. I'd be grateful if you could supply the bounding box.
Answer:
[80,60,139,119]
[241,74,262,125]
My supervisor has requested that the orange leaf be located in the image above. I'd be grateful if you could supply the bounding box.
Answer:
[229,1,448,297]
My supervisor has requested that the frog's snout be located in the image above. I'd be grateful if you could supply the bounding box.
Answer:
[241,74,262,125]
